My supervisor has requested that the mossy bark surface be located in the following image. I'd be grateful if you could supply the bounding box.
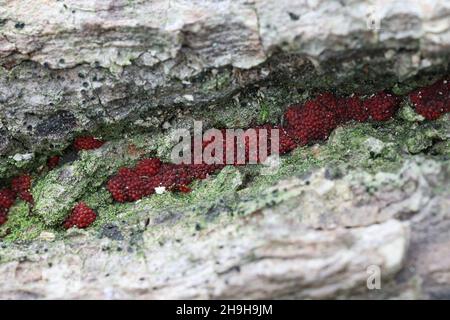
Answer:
[1,0,450,299]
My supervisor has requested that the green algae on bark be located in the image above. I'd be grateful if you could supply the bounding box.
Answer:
[1,77,449,242]
[32,138,157,227]
[0,117,444,242]
[0,201,46,242]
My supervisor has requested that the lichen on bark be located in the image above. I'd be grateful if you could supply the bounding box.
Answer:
[1,0,450,300]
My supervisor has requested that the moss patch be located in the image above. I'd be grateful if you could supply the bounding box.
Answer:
[1,71,449,242]
[0,201,46,242]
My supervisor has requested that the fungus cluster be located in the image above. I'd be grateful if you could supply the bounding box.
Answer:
[284,91,400,144]
[1,78,449,230]
[11,174,33,204]
[107,158,219,203]
[0,174,33,226]
[0,135,106,228]
[63,202,97,229]
[104,81,450,206]
[0,188,15,225]
[106,125,299,203]
[47,155,60,170]
[73,136,105,151]
[200,125,297,165]
[409,78,450,120]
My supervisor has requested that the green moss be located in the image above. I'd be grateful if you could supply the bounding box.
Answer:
[193,80,309,129]
[6,107,446,242]
[32,139,154,227]
[392,72,444,96]
[200,69,232,93]
[237,146,323,197]
[398,103,425,122]
[0,201,48,242]
[430,140,450,157]
[259,101,270,123]
[2,68,450,242]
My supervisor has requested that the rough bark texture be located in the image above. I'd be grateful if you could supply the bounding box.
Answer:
[0,159,448,299]
[0,0,450,299]
[1,0,450,160]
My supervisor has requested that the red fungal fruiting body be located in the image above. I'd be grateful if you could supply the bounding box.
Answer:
[1,82,447,224]
[416,100,446,120]
[409,78,450,120]
[11,174,33,203]
[107,159,220,203]
[135,158,161,177]
[17,190,33,204]
[1,175,34,224]
[316,92,337,110]
[199,125,297,165]
[277,126,298,155]
[245,125,298,162]
[175,185,191,193]
[105,84,447,205]
[107,168,147,203]
[363,92,400,121]
[189,163,220,180]
[106,176,127,203]
[342,95,368,122]
[284,91,401,144]
[74,136,104,151]
[150,163,196,190]
[47,155,60,170]
[106,124,299,203]
[316,92,350,124]
[0,188,15,210]
[63,202,96,229]
[11,174,31,193]
[254,125,298,157]
[285,99,337,145]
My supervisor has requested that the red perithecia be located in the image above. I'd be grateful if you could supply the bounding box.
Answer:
[364,91,400,121]
[242,125,298,162]
[0,188,15,225]
[63,202,97,229]
[11,174,33,204]
[134,158,162,177]
[2,80,445,230]
[0,188,16,210]
[285,99,338,145]
[174,185,192,193]
[106,125,297,204]
[201,125,297,165]
[74,136,105,151]
[106,90,404,204]
[285,91,401,145]
[341,95,368,122]
[409,78,450,120]
[107,160,219,203]
[0,175,34,226]
[317,92,349,124]
[47,155,60,170]
[107,167,148,202]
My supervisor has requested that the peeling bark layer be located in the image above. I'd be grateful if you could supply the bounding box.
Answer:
[1,0,450,159]
[0,0,450,300]
[0,159,449,299]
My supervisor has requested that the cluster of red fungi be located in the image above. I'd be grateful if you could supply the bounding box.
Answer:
[1,78,449,229]
[0,175,33,226]
[63,202,97,229]
[0,136,105,229]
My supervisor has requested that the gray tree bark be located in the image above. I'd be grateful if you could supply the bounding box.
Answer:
[1,0,449,158]
[0,0,450,299]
